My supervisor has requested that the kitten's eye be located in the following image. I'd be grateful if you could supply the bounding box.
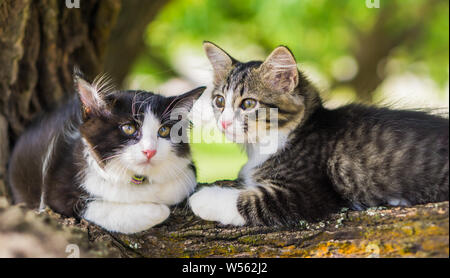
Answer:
[214,95,225,108]
[121,124,137,136]
[241,98,257,110]
[158,125,171,138]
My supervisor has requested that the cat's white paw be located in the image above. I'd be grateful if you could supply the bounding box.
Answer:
[83,201,170,234]
[189,186,246,226]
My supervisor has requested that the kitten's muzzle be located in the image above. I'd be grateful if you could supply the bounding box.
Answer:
[221,120,232,130]
[142,149,157,161]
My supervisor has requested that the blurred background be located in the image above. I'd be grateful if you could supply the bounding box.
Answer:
[108,0,448,183]
[107,0,450,183]
[1,0,448,187]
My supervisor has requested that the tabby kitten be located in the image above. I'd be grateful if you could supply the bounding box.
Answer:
[9,70,205,234]
[189,42,449,226]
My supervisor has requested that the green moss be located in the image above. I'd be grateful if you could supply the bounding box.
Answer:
[238,235,266,245]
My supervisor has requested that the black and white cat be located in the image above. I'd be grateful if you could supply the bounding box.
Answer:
[8,70,205,234]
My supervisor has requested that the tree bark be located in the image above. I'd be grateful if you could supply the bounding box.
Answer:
[0,197,121,257]
[1,184,448,258]
[0,0,121,197]
[104,195,450,258]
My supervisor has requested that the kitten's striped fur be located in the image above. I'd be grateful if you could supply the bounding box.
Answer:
[189,42,449,226]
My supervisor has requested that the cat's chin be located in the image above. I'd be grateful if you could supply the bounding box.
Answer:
[222,130,248,144]
[224,133,261,146]
[131,161,154,174]
[137,160,153,167]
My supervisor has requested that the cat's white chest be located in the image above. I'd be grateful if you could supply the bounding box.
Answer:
[239,136,288,187]
[81,165,195,205]
[80,156,196,234]
[80,146,196,205]
[239,148,271,187]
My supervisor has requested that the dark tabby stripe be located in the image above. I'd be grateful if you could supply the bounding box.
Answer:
[258,101,297,115]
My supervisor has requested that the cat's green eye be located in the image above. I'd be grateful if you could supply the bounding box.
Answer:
[241,98,257,110]
[121,124,137,136]
[214,95,225,108]
[158,125,170,138]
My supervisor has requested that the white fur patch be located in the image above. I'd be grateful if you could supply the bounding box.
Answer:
[122,112,160,167]
[239,131,289,187]
[217,89,245,141]
[387,197,411,207]
[189,186,246,226]
[38,193,46,213]
[40,134,58,212]
[83,201,170,234]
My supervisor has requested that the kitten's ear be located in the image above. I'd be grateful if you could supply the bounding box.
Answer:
[203,41,236,85]
[171,86,207,112]
[259,46,299,93]
[73,68,108,116]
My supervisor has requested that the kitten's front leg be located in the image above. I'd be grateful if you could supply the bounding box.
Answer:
[189,186,246,226]
[83,201,170,234]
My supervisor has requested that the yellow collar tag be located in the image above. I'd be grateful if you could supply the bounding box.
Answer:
[131,175,146,185]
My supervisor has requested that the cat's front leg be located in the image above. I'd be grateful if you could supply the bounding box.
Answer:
[83,201,170,234]
[189,186,246,226]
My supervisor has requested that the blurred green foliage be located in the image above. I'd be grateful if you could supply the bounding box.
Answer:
[129,0,449,182]
[190,141,247,182]
[135,0,448,88]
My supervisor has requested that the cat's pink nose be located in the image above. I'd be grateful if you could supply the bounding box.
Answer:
[142,149,157,160]
[221,120,232,129]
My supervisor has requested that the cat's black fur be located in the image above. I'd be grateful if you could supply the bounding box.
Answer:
[8,98,88,217]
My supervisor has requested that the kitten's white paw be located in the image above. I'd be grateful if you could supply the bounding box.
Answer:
[83,201,170,234]
[189,186,246,226]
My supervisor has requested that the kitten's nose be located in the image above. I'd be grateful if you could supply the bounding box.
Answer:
[142,149,157,160]
[221,120,232,129]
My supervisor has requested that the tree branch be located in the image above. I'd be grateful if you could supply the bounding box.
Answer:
[1,181,447,258]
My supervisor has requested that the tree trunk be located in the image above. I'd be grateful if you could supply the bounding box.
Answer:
[103,0,168,87]
[335,0,444,103]
[0,0,122,197]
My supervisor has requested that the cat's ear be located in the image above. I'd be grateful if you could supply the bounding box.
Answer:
[259,46,299,93]
[203,41,236,85]
[73,68,109,117]
[170,86,207,112]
